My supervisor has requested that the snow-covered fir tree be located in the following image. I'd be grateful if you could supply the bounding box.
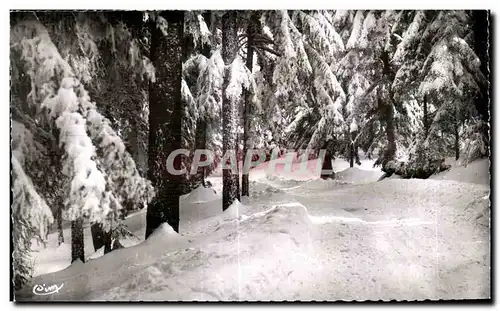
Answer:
[11,13,154,286]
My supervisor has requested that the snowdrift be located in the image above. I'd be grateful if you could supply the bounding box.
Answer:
[249,154,381,182]
[334,167,385,184]
[430,158,489,185]
[16,197,318,301]
[19,156,490,301]
[181,186,219,204]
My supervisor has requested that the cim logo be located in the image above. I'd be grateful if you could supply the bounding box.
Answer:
[32,283,64,296]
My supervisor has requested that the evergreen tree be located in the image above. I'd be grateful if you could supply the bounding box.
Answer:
[241,12,259,197]
[221,11,241,210]
[145,11,185,237]
[11,13,154,283]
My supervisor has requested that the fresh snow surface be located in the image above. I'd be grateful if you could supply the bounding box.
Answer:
[334,167,385,184]
[430,158,489,185]
[248,154,381,182]
[17,158,490,301]
[181,186,219,204]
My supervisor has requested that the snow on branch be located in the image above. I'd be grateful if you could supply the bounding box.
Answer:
[225,55,255,104]
[12,154,54,242]
[392,11,426,66]
[295,11,335,61]
[185,11,212,48]
[11,19,154,225]
[45,80,108,222]
[196,50,224,118]
[346,11,364,50]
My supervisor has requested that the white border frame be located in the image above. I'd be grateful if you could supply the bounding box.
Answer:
[2,1,498,310]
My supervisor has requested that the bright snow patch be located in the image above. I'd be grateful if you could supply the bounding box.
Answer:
[430,158,489,185]
[19,157,489,301]
[335,167,385,184]
[182,186,219,204]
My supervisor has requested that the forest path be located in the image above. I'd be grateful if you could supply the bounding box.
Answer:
[17,163,490,301]
[262,176,490,300]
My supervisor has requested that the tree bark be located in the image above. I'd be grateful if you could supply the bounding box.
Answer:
[242,13,258,197]
[349,142,354,168]
[375,96,397,169]
[423,94,429,139]
[194,119,208,187]
[384,101,396,162]
[71,218,85,263]
[321,150,334,179]
[320,140,334,179]
[194,12,212,189]
[90,223,112,253]
[471,10,491,156]
[146,11,184,238]
[349,130,358,168]
[222,11,241,210]
[454,107,460,161]
[127,117,146,176]
[57,207,64,245]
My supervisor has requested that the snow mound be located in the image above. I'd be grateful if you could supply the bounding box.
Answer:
[88,247,105,260]
[16,198,319,301]
[143,223,191,251]
[20,159,490,301]
[249,179,287,195]
[249,153,380,184]
[222,199,246,219]
[182,186,219,204]
[335,167,385,184]
[148,222,178,238]
[430,158,489,185]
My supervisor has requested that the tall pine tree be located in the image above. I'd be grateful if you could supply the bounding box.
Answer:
[146,11,185,237]
[221,11,241,210]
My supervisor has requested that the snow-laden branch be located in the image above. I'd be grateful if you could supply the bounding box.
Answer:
[12,154,54,241]
[11,19,154,226]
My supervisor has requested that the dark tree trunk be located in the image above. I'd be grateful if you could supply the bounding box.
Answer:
[104,234,113,254]
[384,100,396,162]
[71,218,85,263]
[242,13,258,197]
[201,12,212,56]
[90,223,112,253]
[349,130,358,168]
[454,108,460,161]
[194,13,212,189]
[321,150,334,179]
[320,140,334,179]
[127,117,146,176]
[57,207,64,245]
[146,11,184,238]
[364,122,375,158]
[349,143,354,168]
[471,10,491,156]
[423,94,429,139]
[376,97,397,168]
[222,12,240,210]
[195,119,208,187]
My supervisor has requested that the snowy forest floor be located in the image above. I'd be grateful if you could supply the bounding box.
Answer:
[15,157,490,301]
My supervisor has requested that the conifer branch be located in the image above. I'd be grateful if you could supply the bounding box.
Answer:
[11,106,56,145]
[253,45,282,57]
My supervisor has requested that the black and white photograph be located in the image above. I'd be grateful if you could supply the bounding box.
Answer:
[9,8,492,302]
